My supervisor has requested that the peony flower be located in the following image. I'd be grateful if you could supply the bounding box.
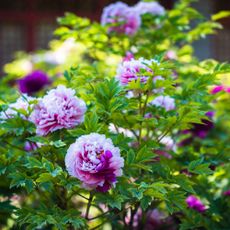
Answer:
[144,209,176,230]
[134,1,165,16]
[65,133,124,192]
[109,123,134,138]
[123,51,134,62]
[210,85,225,94]
[24,141,42,152]
[101,2,141,36]
[18,70,50,94]
[165,50,177,60]
[30,85,86,136]
[225,87,230,93]
[179,111,214,144]
[186,195,206,213]
[116,58,157,85]
[0,95,34,121]
[150,95,175,111]
[223,190,230,196]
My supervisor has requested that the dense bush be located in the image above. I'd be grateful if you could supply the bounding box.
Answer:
[0,0,230,229]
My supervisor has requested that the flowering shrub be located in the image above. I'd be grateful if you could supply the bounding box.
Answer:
[0,0,230,229]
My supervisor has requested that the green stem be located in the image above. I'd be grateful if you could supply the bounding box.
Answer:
[85,192,94,219]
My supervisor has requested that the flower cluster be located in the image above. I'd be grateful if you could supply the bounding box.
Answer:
[186,195,206,213]
[101,1,165,35]
[116,58,158,85]
[210,85,230,94]
[65,133,124,192]
[101,2,141,36]
[18,70,50,94]
[179,111,214,146]
[134,1,165,16]
[150,95,176,111]
[30,85,86,136]
[223,190,230,196]
[0,95,34,121]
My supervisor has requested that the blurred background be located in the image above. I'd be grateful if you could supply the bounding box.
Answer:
[0,0,229,74]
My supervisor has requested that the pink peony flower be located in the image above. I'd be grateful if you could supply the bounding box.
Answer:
[30,85,86,136]
[123,51,134,62]
[65,133,124,192]
[101,2,141,36]
[0,95,34,121]
[225,87,230,93]
[210,85,225,94]
[116,58,158,85]
[150,95,175,111]
[165,50,177,60]
[186,195,206,213]
[134,1,165,16]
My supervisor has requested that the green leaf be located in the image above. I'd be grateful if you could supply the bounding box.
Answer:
[188,159,213,175]
[25,157,42,169]
[50,140,66,148]
[135,146,154,163]
[173,175,195,193]
[126,149,135,164]
[212,11,230,21]
[140,196,152,211]
[36,173,53,183]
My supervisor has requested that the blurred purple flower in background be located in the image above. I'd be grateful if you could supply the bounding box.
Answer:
[18,70,50,94]
[116,58,153,85]
[133,1,165,16]
[24,141,42,152]
[223,190,230,196]
[210,85,230,94]
[178,111,214,146]
[187,111,214,139]
[186,195,206,213]
[144,209,176,230]
[150,95,176,111]
[123,51,134,62]
[101,1,141,36]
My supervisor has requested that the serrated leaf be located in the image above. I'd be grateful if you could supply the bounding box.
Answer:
[135,146,154,163]
[36,173,53,183]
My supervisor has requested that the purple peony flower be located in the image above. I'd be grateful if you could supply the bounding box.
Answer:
[30,85,86,136]
[24,141,42,152]
[186,195,206,213]
[134,1,165,16]
[144,209,176,230]
[188,111,214,139]
[65,133,124,192]
[101,2,141,36]
[150,95,176,111]
[18,70,50,94]
[223,190,230,196]
[0,95,35,121]
[116,58,157,85]
[178,111,214,146]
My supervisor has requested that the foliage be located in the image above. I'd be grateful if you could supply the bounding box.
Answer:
[0,0,230,229]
